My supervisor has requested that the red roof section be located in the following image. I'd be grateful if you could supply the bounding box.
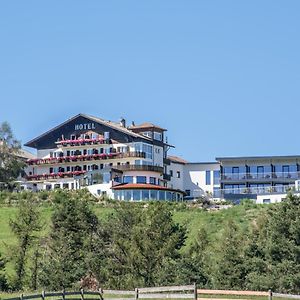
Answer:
[129,122,167,131]
[112,183,184,193]
[168,155,188,164]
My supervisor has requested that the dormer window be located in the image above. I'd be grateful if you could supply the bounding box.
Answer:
[142,131,152,138]
[154,132,162,141]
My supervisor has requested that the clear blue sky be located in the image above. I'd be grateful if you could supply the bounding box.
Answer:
[1,1,300,162]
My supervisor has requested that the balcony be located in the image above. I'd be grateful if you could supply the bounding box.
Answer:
[27,151,146,166]
[27,171,86,181]
[221,172,300,181]
[115,165,164,174]
[216,185,296,198]
[163,173,172,181]
[56,138,111,147]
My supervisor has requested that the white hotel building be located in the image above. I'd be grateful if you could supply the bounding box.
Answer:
[22,113,300,204]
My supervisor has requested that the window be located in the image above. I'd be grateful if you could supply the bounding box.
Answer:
[133,190,141,201]
[123,176,133,184]
[149,177,156,185]
[135,143,153,159]
[103,173,110,183]
[158,190,166,200]
[170,170,173,177]
[206,170,211,185]
[136,176,146,184]
[63,183,69,189]
[213,170,220,185]
[114,176,121,183]
[263,199,271,204]
[257,166,264,179]
[124,190,132,201]
[141,190,150,200]
[185,190,191,196]
[141,131,153,138]
[213,187,220,198]
[154,132,162,141]
[232,167,239,179]
[176,171,180,178]
[150,190,158,200]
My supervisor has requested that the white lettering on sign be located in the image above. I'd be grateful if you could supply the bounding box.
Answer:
[74,123,96,131]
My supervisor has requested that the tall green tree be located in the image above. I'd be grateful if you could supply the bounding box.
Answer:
[39,191,99,290]
[177,227,210,286]
[101,202,186,289]
[0,121,25,190]
[244,194,300,293]
[9,198,42,290]
[213,220,247,289]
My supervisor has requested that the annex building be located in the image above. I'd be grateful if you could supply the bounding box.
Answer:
[22,113,300,204]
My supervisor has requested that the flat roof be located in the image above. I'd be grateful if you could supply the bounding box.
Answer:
[216,155,300,161]
[186,161,219,165]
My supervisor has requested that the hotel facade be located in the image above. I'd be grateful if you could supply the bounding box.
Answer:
[22,114,300,204]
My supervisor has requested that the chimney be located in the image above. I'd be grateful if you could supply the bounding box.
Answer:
[131,121,135,127]
[120,118,126,128]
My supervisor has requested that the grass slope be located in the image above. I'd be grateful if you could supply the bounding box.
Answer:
[0,203,265,254]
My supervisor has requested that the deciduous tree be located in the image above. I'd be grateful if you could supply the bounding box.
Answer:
[9,198,42,290]
[0,121,25,190]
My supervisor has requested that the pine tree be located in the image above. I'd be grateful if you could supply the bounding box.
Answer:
[213,220,247,289]
[245,194,300,293]
[39,191,99,290]
[102,202,186,289]
[177,227,210,286]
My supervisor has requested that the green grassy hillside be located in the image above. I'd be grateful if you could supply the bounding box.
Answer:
[0,202,266,254]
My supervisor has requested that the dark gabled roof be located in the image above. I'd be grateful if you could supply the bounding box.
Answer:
[24,113,152,147]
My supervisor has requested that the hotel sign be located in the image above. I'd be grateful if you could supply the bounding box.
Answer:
[74,123,96,131]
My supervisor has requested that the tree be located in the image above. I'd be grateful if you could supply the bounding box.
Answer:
[177,227,210,286]
[101,202,186,289]
[0,251,8,291]
[0,121,25,190]
[9,198,42,290]
[244,194,300,293]
[39,191,99,290]
[212,220,247,289]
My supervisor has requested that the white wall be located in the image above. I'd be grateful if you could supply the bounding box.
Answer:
[256,193,289,204]
[183,163,220,198]
[153,145,164,167]
[167,162,185,190]
[86,182,113,198]
[37,149,56,158]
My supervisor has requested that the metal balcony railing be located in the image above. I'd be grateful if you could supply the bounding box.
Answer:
[213,185,297,198]
[221,172,300,181]
[115,165,164,173]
